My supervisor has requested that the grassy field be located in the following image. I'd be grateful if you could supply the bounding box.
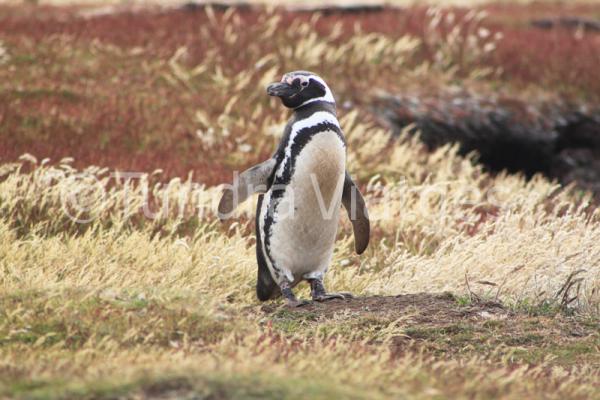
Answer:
[1,2,600,399]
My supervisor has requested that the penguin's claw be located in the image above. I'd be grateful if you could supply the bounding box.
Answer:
[313,292,352,302]
[286,299,311,308]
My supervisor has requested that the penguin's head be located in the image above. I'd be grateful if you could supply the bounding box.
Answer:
[267,71,335,109]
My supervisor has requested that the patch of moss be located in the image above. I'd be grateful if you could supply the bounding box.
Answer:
[404,324,474,340]
[504,334,545,346]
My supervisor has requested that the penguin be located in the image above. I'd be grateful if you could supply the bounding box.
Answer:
[218,71,370,307]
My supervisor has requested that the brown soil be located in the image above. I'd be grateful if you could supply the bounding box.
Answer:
[257,293,600,366]
[261,292,507,324]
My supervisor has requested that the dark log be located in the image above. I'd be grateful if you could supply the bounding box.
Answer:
[372,92,600,197]
[531,17,600,33]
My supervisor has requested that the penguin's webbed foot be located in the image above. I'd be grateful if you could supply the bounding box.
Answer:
[281,285,309,308]
[313,292,353,302]
[286,298,311,308]
[309,278,352,302]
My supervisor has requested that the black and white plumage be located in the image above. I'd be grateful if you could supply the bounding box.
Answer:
[219,71,369,307]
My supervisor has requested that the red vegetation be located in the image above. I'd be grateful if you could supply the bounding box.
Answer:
[0,3,599,184]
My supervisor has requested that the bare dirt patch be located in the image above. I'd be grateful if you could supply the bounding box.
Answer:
[257,293,600,366]
[261,292,506,322]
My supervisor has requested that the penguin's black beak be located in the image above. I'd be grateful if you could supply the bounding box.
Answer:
[267,82,296,98]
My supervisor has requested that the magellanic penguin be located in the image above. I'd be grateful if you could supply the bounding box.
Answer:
[218,71,370,307]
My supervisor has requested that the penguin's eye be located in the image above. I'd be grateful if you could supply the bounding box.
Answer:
[301,81,309,87]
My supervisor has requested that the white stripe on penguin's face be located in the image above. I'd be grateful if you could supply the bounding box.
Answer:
[275,111,341,179]
[300,75,335,105]
[282,72,335,108]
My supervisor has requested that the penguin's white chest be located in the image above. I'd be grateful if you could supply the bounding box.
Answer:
[263,130,346,282]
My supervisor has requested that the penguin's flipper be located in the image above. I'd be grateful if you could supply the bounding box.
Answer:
[341,172,370,254]
[218,158,276,220]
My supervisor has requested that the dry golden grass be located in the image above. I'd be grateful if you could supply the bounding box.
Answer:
[1,3,600,399]
[2,121,599,309]
[1,122,599,398]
